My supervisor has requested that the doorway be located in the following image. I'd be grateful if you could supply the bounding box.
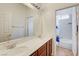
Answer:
[56,7,77,56]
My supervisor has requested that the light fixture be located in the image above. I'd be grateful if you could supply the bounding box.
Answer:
[31,3,40,9]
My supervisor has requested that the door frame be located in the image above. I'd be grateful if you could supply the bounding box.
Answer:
[55,4,79,56]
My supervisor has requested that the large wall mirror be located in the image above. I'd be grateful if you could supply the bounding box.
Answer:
[0,3,39,43]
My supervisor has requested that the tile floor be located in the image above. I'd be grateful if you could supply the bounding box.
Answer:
[56,46,73,56]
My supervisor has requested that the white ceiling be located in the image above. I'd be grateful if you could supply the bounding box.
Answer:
[23,3,78,11]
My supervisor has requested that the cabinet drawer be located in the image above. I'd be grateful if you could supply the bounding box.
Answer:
[37,43,46,55]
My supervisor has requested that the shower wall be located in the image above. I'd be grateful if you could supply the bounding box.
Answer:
[56,7,73,49]
[57,15,72,40]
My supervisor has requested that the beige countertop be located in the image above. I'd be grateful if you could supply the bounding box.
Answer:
[0,36,52,56]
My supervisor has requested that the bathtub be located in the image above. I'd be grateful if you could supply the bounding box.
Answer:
[56,39,72,50]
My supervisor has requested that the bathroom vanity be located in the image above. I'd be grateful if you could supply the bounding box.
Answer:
[30,39,52,56]
[0,36,53,56]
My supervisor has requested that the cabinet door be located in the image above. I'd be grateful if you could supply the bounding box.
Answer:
[47,40,50,56]
[49,39,52,56]
[39,50,46,56]
[38,43,46,56]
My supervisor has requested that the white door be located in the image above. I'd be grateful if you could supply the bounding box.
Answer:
[72,7,77,56]
[77,5,79,56]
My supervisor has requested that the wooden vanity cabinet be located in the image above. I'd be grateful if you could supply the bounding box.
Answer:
[46,39,52,56]
[30,39,52,56]
[37,43,47,56]
[39,50,46,56]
